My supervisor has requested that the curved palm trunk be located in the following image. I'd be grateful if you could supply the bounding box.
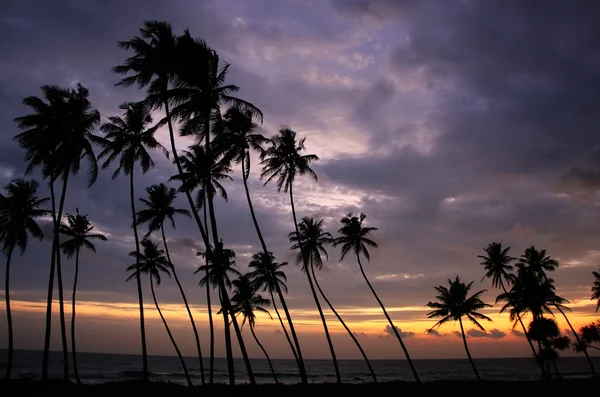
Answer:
[310,263,377,382]
[274,283,307,383]
[203,203,215,384]
[71,246,81,384]
[555,305,596,376]
[355,254,421,383]
[241,156,307,384]
[161,224,205,385]
[459,318,481,381]
[4,246,14,380]
[42,180,58,381]
[269,290,299,363]
[250,323,278,384]
[130,170,148,381]
[499,281,543,377]
[289,184,341,383]
[218,281,235,385]
[149,277,192,387]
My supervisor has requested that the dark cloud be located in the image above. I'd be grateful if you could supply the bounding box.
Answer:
[511,329,525,337]
[427,329,444,337]
[467,329,507,339]
[383,325,414,338]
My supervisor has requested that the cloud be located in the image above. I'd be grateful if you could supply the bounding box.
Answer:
[384,325,415,338]
[427,329,444,337]
[466,329,507,339]
[511,329,525,337]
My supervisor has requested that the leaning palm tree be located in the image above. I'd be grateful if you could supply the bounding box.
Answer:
[59,209,107,384]
[126,239,192,387]
[334,213,421,383]
[136,183,205,384]
[98,101,168,381]
[0,178,48,379]
[289,217,341,382]
[230,274,278,384]
[427,277,492,381]
[592,269,600,312]
[14,83,102,380]
[478,242,540,372]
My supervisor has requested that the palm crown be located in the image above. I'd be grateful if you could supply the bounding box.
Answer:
[127,239,172,286]
[136,183,191,236]
[478,242,515,289]
[248,252,289,294]
[289,217,333,271]
[334,213,378,262]
[230,274,272,328]
[99,102,168,178]
[260,129,319,193]
[59,209,107,258]
[516,246,559,281]
[593,269,600,312]
[196,242,241,290]
[0,179,49,254]
[427,276,492,332]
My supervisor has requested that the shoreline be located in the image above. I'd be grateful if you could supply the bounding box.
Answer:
[2,378,599,396]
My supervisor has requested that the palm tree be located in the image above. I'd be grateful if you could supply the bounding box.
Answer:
[592,269,600,312]
[0,178,48,379]
[59,209,107,384]
[14,83,102,380]
[289,217,341,383]
[98,101,168,381]
[427,277,492,381]
[334,213,421,383]
[136,183,206,384]
[517,247,596,376]
[478,242,540,372]
[126,239,192,387]
[230,274,278,384]
[528,317,571,377]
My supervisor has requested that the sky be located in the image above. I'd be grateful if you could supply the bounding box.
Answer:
[1,0,600,363]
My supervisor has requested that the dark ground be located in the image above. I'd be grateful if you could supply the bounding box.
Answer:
[1,378,598,397]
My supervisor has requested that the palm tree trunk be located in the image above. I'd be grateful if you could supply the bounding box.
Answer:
[4,246,14,380]
[241,156,307,384]
[250,323,278,384]
[269,290,299,363]
[71,246,81,384]
[459,317,481,381]
[130,170,148,381]
[161,224,204,385]
[355,254,421,383]
[203,202,215,384]
[149,277,192,387]
[219,281,235,385]
[555,305,596,376]
[499,281,543,377]
[310,262,377,382]
[54,170,71,381]
[42,180,58,381]
[289,183,341,383]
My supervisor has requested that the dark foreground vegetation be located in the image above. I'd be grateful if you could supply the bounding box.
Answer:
[2,378,599,397]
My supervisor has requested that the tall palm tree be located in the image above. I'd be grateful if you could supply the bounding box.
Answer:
[59,209,107,384]
[334,213,421,383]
[289,217,341,382]
[427,277,492,381]
[136,183,206,384]
[126,239,192,387]
[478,242,540,371]
[261,128,319,379]
[592,269,599,312]
[517,247,596,376]
[98,101,168,381]
[0,178,48,379]
[230,274,278,384]
[14,83,102,380]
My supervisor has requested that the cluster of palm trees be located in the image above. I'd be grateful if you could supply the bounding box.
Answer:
[426,242,600,380]
[1,19,599,386]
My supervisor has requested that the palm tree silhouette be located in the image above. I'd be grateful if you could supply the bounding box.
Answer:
[334,213,421,383]
[427,276,492,381]
[14,83,101,380]
[261,128,320,380]
[135,183,205,383]
[528,317,571,377]
[0,178,48,379]
[59,209,107,384]
[127,239,192,386]
[230,274,279,384]
[478,242,541,373]
[289,217,341,383]
[592,268,600,312]
[576,320,600,353]
[99,101,168,381]
[516,246,596,376]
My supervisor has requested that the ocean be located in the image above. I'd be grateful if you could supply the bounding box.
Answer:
[1,349,598,384]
